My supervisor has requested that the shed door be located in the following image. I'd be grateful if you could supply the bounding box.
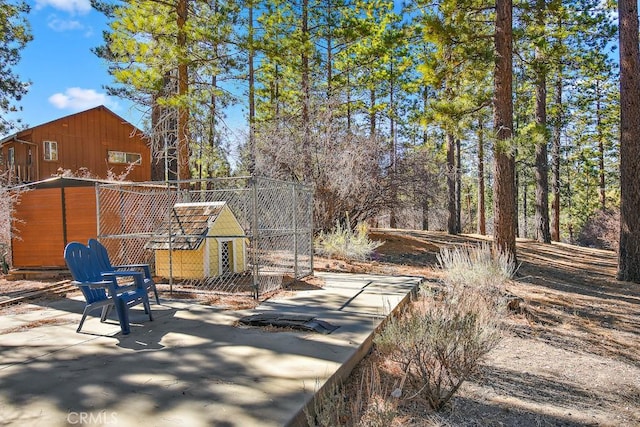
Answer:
[11,187,97,269]
[11,188,65,268]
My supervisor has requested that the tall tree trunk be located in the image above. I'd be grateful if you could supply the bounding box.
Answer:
[567,160,574,242]
[422,88,430,232]
[208,70,217,180]
[208,0,219,170]
[151,74,177,181]
[177,0,190,181]
[514,154,519,238]
[389,61,397,229]
[466,191,472,233]
[346,73,352,131]
[274,64,280,118]
[422,199,429,230]
[493,0,517,260]
[534,78,551,242]
[446,132,456,234]
[596,80,606,210]
[423,86,429,145]
[477,116,486,235]
[534,0,551,243]
[617,0,640,282]
[522,181,528,238]
[326,0,332,99]
[301,0,311,181]
[455,138,462,233]
[248,0,256,174]
[551,72,562,241]
[369,89,376,137]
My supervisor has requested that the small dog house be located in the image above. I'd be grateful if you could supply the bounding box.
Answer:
[146,202,247,279]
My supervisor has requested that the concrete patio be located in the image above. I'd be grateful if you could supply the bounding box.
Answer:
[0,271,421,426]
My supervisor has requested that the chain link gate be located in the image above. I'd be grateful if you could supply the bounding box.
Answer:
[95,177,313,298]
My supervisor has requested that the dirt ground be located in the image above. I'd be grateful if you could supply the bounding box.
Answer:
[330,230,640,426]
[1,230,639,426]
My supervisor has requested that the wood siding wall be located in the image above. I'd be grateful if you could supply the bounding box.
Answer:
[12,187,98,268]
[1,106,151,183]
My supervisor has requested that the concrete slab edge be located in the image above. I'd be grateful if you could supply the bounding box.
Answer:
[285,277,422,427]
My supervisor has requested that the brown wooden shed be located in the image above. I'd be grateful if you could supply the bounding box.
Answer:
[10,177,110,270]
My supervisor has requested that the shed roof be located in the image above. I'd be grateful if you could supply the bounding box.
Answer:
[146,202,229,250]
[10,176,124,191]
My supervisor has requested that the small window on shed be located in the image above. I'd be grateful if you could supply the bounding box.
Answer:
[108,150,142,165]
[43,141,58,161]
[7,148,15,166]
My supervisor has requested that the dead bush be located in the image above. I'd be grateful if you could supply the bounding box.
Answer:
[305,381,349,427]
[305,363,398,427]
[576,208,620,251]
[374,244,512,411]
[353,364,398,427]
[314,220,381,261]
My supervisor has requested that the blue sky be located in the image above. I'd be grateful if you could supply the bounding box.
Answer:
[5,0,143,136]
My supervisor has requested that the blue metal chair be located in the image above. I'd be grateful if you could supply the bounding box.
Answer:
[64,242,152,335]
[88,238,160,304]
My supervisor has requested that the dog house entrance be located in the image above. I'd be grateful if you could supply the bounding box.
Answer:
[220,240,233,274]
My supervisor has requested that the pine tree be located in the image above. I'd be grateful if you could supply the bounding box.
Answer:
[407,0,493,235]
[617,0,640,282]
[0,0,31,134]
[476,113,488,235]
[94,0,239,180]
[493,0,517,260]
[532,0,551,243]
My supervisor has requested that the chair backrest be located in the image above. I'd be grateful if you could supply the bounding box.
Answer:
[88,238,113,271]
[64,242,108,304]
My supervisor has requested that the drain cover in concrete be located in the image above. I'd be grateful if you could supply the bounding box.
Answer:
[239,313,339,334]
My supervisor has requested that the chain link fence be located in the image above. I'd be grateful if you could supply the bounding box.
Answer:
[95,177,313,298]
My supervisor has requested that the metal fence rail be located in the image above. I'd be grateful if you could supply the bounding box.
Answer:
[96,177,313,298]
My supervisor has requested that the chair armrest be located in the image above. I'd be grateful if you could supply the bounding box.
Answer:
[71,279,113,289]
[101,270,143,278]
[101,271,146,290]
[112,264,152,278]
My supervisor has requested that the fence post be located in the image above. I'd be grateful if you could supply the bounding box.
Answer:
[293,183,298,278]
[251,177,259,299]
[167,181,174,295]
[308,187,314,274]
[95,184,101,239]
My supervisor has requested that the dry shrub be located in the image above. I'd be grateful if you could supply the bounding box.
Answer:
[253,102,389,231]
[357,393,397,427]
[374,244,513,411]
[315,220,381,261]
[436,243,516,289]
[308,244,514,423]
[305,381,348,427]
[0,173,30,270]
[576,208,620,251]
[354,364,398,427]
[306,364,398,427]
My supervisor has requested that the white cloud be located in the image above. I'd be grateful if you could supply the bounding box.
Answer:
[49,87,117,111]
[35,0,92,15]
[47,16,84,32]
